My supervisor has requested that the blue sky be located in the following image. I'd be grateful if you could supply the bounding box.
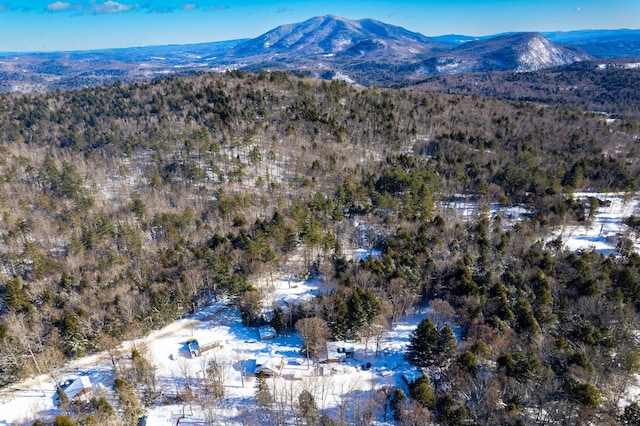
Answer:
[0,0,638,52]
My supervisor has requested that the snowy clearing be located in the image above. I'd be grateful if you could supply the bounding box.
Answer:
[1,193,638,425]
[0,272,439,425]
[551,192,640,255]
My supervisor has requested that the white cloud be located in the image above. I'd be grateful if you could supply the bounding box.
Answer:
[575,7,582,12]
[182,3,197,11]
[46,2,74,12]
[92,1,136,14]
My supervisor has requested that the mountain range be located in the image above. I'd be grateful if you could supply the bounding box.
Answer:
[1,15,638,92]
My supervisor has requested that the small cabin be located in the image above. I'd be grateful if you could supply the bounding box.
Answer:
[57,375,93,404]
[258,325,277,341]
[319,341,355,364]
[249,355,285,377]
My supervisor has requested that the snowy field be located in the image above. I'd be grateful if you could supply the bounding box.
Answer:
[0,250,432,426]
[1,193,638,425]
[443,193,640,255]
[551,192,640,255]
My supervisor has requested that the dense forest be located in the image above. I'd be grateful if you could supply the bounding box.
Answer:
[413,62,640,122]
[0,70,639,425]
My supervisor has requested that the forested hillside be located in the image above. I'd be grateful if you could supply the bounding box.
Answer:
[413,62,640,121]
[1,70,640,425]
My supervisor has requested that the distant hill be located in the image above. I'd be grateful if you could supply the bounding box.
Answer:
[544,29,640,59]
[0,15,637,92]
[420,32,591,74]
[0,39,246,93]
[225,15,447,60]
[412,58,640,121]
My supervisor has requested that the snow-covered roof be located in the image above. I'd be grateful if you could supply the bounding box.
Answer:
[258,325,277,340]
[254,355,284,376]
[320,341,355,363]
[60,375,92,401]
[282,293,314,305]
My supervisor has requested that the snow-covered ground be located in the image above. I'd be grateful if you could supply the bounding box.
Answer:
[551,192,640,255]
[441,198,531,228]
[0,249,434,426]
[442,193,640,255]
[1,193,638,425]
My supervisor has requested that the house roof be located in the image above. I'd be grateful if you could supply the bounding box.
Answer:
[282,293,314,305]
[258,325,277,340]
[61,375,92,400]
[321,341,355,363]
[254,355,284,375]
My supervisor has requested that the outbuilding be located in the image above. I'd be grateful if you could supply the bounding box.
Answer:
[56,375,93,404]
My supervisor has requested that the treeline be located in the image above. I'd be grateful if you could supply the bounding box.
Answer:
[0,70,638,424]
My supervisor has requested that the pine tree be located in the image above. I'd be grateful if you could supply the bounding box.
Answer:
[271,306,287,336]
[255,371,273,407]
[348,288,366,336]
[53,416,76,426]
[435,394,468,426]
[515,296,540,335]
[332,296,349,340]
[409,375,435,408]
[114,377,143,425]
[389,388,407,421]
[622,402,640,425]
[437,324,458,365]
[4,278,32,313]
[348,287,380,339]
[457,350,479,376]
[298,389,319,425]
[453,259,479,296]
[406,317,439,367]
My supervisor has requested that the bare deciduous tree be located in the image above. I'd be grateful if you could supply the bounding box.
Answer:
[295,317,329,369]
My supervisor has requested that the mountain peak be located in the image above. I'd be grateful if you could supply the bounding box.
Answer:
[2,15,622,92]
[442,31,591,73]
[227,15,443,59]
[516,33,592,71]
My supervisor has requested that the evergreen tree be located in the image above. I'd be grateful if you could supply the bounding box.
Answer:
[53,416,76,426]
[514,296,540,335]
[406,317,439,367]
[622,402,640,425]
[437,324,458,365]
[114,377,143,425]
[4,278,32,313]
[88,396,117,424]
[409,375,435,408]
[347,287,381,339]
[389,388,407,422]
[271,306,287,336]
[255,371,273,407]
[453,259,479,296]
[435,394,468,426]
[570,382,600,409]
[457,350,479,376]
[332,295,349,340]
[348,288,366,336]
[298,389,319,425]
